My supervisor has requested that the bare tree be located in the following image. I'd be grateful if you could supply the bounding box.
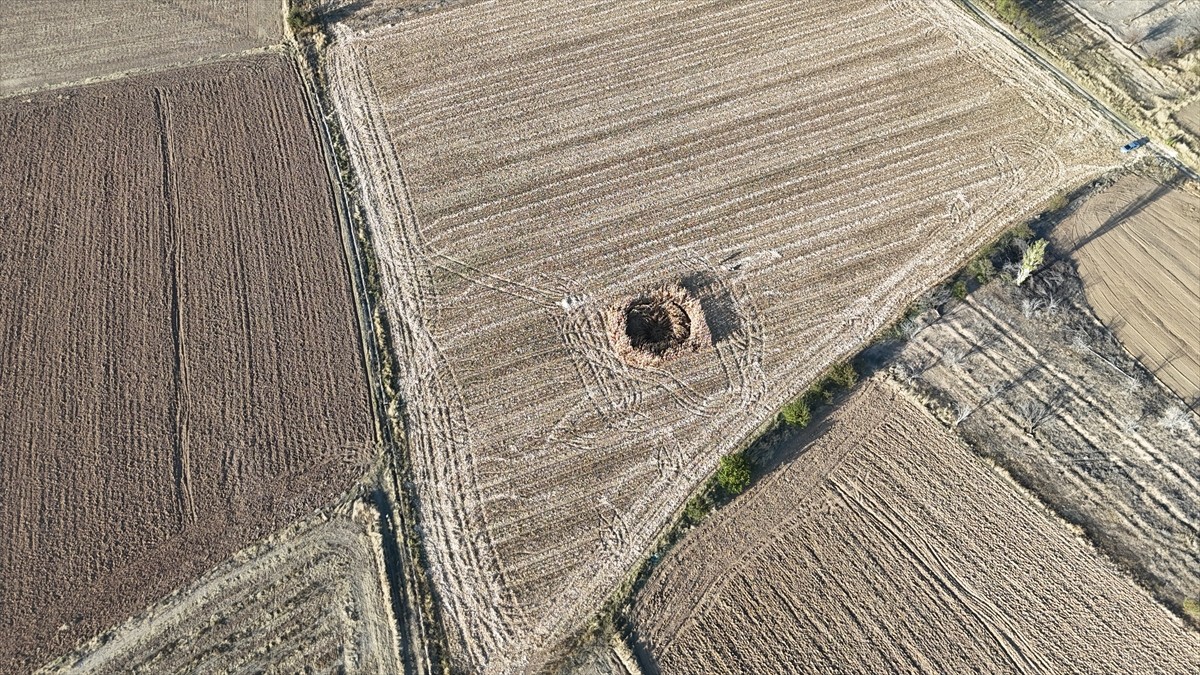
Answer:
[985,380,1008,403]
[1120,374,1142,397]
[1015,397,1053,432]
[941,343,970,368]
[1021,296,1046,319]
[1125,25,1148,49]
[1159,405,1192,432]
[952,399,976,426]
[894,355,936,386]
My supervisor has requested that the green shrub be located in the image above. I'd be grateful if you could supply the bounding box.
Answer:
[1184,598,1200,623]
[952,280,968,300]
[995,0,1029,24]
[828,362,858,389]
[287,4,318,34]
[1003,222,1034,245]
[1014,238,1048,286]
[716,453,752,496]
[969,257,996,284]
[780,397,811,427]
[682,496,711,525]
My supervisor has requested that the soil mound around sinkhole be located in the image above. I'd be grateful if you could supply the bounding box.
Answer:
[607,285,711,366]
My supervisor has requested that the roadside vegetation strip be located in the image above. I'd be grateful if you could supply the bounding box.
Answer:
[630,377,1200,674]
[0,53,375,672]
[319,0,1122,668]
[286,11,452,673]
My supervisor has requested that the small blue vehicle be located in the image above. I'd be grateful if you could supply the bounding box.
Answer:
[1120,137,1150,153]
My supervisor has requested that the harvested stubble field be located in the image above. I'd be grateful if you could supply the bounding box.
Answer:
[323,0,1124,668]
[0,55,374,671]
[632,379,1200,673]
[0,1,283,96]
[1051,172,1200,403]
[891,263,1200,619]
[987,0,1200,168]
[40,497,399,674]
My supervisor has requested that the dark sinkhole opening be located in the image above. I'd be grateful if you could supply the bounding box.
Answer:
[624,296,693,355]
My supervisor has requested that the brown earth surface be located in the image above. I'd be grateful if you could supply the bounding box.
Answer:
[0,0,282,96]
[0,54,374,671]
[889,263,1200,618]
[1177,99,1200,141]
[322,0,1125,668]
[1052,173,1200,403]
[39,496,400,674]
[633,379,1200,673]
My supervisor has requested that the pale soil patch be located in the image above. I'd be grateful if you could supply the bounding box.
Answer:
[561,637,639,675]
[889,265,1200,616]
[39,496,401,674]
[323,0,1122,668]
[1052,173,1200,402]
[0,1,282,96]
[1179,99,1200,137]
[1072,0,1200,57]
[633,379,1200,674]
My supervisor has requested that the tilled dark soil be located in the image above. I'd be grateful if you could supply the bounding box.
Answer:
[0,54,373,672]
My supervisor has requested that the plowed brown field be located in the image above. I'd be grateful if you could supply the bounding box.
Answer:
[633,379,1200,673]
[40,497,399,674]
[0,55,373,671]
[324,0,1123,668]
[0,1,282,96]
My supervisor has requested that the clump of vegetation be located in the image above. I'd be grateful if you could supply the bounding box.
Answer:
[1014,238,1048,286]
[994,0,1044,40]
[1045,192,1069,213]
[287,3,318,35]
[1000,222,1034,247]
[968,255,996,284]
[952,280,968,300]
[682,495,712,526]
[827,362,858,389]
[715,453,752,496]
[780,397,812,427]
[1183,598,1200,623]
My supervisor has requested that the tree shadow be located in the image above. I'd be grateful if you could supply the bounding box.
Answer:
[1061,173,1183,258]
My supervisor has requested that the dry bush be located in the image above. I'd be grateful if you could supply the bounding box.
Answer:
[1015,397,1054,431]
[1159,406,1192,432]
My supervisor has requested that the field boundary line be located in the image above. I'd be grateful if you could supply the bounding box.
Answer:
[286,30,448,674]
[0,45,289,101]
